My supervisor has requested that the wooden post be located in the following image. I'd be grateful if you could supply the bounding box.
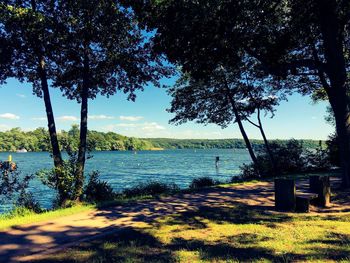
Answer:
[275,179,296,211]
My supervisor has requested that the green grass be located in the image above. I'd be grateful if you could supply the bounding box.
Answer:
[0,205,94,230]
[33,204,350,263]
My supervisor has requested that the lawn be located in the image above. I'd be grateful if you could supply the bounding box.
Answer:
[34,197,350,262]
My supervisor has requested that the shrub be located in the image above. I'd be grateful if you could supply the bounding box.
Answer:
[239,139,332,179]
[189,176,218,189]
[238,164,260,180]
[84,171,114,202]
[0,165,40,212]
[37,151,77,207]
[16,191,42,213]
[123,181,179,198]
[304,142,332,171]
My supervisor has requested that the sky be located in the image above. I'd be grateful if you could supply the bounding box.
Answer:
[0,78,334,140]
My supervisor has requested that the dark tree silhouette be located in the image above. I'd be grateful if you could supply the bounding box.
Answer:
[52,0,172,200]
[123,0,350,186]
[0,1,67,203]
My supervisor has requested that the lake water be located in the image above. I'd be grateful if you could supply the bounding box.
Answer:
[0,149,251,212]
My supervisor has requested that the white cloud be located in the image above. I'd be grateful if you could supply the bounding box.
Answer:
[89,115,114,120]
[16,94,26,98]
[58,116,78,121]
[0,113,20,120]
[141,122,166,132]
[32,117,47,121]
[119,116,143,121]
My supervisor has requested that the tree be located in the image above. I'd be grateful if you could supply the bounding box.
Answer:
[168,61,283,175]
[124,0,350,186]
[52,0,172,200]
[0,1,68,203]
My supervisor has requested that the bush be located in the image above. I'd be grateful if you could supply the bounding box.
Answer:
[239,139,333,179]
[84,171,114,202]
[189,177,218,189]
[37,151,78,207]
[304,141,332,171]
[123,181,179,198]
[238,164,260,180]
[0,165,40,212]
[16,191,42,213]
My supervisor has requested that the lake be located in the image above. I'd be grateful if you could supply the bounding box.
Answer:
[0,149,251,212]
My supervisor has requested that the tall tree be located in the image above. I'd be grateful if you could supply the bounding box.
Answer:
[124,0,350,186]
[168,63,282,175]
[53,0,171,200]
[0,1,68,203]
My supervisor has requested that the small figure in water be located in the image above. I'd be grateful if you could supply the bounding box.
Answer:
[215,156,220,169]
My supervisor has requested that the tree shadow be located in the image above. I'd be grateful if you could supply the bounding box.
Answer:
[28,228,176,263]
[168,236,280,261]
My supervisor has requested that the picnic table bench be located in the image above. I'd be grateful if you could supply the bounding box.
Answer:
[274,175,331,213]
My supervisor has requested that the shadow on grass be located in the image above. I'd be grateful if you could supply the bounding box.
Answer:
[34,228,177,263]
[168,237,280,262]
[164,204,292,229]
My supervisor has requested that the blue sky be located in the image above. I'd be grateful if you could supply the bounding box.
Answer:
[0,78,334,140]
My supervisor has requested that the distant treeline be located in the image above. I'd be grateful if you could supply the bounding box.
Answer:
[144,138,324,150]
[0,126,153,152]
[0,127,323,152]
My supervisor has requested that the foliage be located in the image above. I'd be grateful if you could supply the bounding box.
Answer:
[0,127,155,152]
[146,138,323,150]
[326,133,340,167]
[189,177,218,189]
[124,0,350,186]
[37,151,78,207]
[240,140,333,179]
[0,127,326,152]
[303,142,332,171]
[0,165,40,212]
[84,171,114,203]
[123,181,179,198]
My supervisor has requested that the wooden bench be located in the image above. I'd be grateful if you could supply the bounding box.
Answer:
[275,176,331,213]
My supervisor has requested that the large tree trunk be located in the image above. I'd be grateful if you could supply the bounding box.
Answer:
[319,0,350,187]
[328,89,350,187]
[74,54,89,200]
[37,58,67,203]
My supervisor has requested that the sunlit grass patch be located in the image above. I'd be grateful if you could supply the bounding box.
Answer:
[33,202,350,262]
[0,205,94,230]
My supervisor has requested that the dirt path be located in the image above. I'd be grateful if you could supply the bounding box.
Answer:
[1,178,349,262]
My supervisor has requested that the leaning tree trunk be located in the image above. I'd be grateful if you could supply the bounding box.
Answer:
[225,91,259,170]
[37,58,67,204]
[74,54,89,200]
[319,0,350,187]
[30,0,67,203]
[256,108,277,175]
